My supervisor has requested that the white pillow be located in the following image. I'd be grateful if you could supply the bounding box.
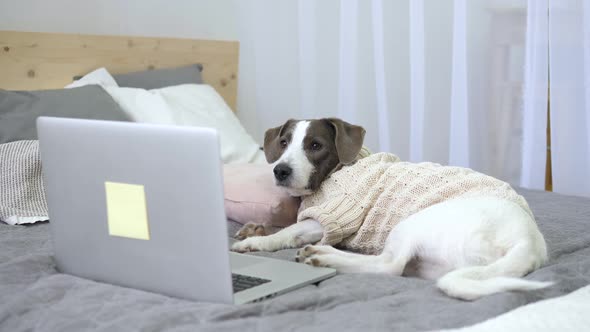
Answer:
[66,69,264,164]
[103,86,177,125]
[65,67,119,89]
[104,84,265,164]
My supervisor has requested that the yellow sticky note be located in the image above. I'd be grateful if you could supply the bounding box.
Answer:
[105,181,150,240]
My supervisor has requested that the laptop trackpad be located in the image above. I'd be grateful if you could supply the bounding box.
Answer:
[229,252,267,270]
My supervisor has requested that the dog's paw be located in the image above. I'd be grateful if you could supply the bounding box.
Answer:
[295,245,334,263]
[231,237,265,253]
[231,236,283,252]
[302,255,333,268]
[234,222,267,240]
[295,245,318,262]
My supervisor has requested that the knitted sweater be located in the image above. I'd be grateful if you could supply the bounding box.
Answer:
[297,153,533,254]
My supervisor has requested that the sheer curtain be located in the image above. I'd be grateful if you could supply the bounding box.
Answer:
[520,0,548,191]
[547,0,590,197]
[235,0,530,184]
[521,0,590,197]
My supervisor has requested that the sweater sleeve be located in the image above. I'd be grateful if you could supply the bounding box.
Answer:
[297,194,366,246]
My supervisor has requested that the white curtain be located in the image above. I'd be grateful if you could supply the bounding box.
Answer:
[547,0,590,197]
[235,0,532,185]
[520,0,548,191]
[521,0,590,197]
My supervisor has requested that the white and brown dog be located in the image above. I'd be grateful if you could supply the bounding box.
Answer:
[232,118,550,300]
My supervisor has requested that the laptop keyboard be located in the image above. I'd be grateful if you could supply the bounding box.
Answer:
[232,273,271,293]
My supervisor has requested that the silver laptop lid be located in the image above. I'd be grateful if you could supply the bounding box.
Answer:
[37,117,234,304]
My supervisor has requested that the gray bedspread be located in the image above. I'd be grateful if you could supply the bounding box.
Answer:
[1,188,589,332]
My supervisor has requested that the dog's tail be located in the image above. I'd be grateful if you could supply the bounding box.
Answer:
[436,242,552,301]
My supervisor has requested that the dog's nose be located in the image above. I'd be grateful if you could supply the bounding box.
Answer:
[273,164,292,181]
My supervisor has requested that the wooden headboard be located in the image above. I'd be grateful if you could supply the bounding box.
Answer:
[0,31,239,110]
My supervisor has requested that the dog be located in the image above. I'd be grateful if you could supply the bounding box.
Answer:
[231,118,551,300]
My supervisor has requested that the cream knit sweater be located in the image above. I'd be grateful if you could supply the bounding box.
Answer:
[297,152,533,254]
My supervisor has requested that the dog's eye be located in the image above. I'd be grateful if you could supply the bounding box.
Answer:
[280,139,288,148]
[311,142,322,151]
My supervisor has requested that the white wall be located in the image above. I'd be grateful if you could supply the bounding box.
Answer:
[0,0,254,136]
[0,0,238,41]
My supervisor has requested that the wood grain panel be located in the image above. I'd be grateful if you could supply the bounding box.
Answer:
[0,30,239,110]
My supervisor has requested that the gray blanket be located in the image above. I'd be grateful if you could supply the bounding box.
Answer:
[1,188,589,332]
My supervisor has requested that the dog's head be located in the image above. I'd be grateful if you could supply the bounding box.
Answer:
[263,118,365,197]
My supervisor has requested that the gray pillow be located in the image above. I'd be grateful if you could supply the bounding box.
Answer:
[0,86,131,144]
[112,64,204,89]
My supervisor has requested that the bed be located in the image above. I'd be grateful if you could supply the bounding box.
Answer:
[2,31,590,332]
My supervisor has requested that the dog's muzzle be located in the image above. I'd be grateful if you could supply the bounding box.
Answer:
[273,163,292,182]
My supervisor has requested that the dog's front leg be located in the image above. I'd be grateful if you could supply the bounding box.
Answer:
[231,219,323,252]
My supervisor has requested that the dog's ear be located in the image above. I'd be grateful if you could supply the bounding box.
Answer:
[263,119,295,163]
[327,118,366,165]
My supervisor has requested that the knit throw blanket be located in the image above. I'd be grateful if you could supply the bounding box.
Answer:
[298,153,533,255]
[0,140,49,225]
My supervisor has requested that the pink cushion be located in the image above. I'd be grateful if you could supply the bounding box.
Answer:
[223,164,300,227]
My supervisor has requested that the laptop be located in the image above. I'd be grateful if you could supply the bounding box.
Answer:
[37,116,335,304]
